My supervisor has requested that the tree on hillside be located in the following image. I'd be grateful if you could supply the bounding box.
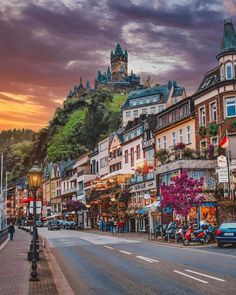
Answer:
[160,172,205,218]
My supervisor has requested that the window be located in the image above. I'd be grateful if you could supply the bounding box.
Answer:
[142,108,147,114]
[211,136,218,150]
[125,150,128,163]
[131,148,134,167]
[146,129,151,140]
[172,132,176,146]
[157,138,161,150]
[200,140,207,154]
[133,110,138,117]
[226,63,232,80]
[159,105,164,112]
[210,102,217,122]
[221,65,224,81]
[100,157,107,169]
[187,126,191,144]
[151,106,156,114]
[225,97,236,117]
[139,99,144,105]
[130,100,137,106]
[146,98,150,104]
[199,106,206,126]
[99,141,108,152]
[136,145,141,159]
[126,111,131,118]
[179,129,183,143]
[163,136,167,149]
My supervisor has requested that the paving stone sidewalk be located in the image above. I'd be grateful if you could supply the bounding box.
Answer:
[0,229,58,295]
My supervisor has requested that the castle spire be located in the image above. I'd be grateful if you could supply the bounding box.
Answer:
[107,66,111,79]
[79,76,83,85]
[217,18,236,59]
[86,80,90,90]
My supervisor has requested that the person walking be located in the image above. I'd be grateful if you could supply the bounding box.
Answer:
[8,222,15,241]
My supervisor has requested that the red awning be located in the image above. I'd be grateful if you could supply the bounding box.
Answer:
[20,197,41,203]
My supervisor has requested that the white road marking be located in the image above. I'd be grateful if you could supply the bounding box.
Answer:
[136,256,159,263]
[185,269,226,282]
[119,250,132,255]
[173,270,208,284]
[104,246,114,250]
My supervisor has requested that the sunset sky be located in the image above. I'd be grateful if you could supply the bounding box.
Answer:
[0,0,236,131]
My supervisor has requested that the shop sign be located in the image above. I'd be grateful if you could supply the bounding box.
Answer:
[216,167,228,183]
[143,193,150,199]
[29,201,42,214]
[217,155,227,168]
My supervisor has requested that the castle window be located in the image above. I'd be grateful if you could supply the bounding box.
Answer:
[225,97,236,117]
[221,65,224,81]
[210,101,217,122]
[226,63,232,80]
[133,110,138,117]
[142,109,147,114]
[151,106,156,114]
[199,106,206,126]
[126,111,131,118]
[163,136,167,149]
[187,126,191,144]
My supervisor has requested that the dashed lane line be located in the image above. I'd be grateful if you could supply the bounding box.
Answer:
[185,269,225,282]
[136,256,159,263]
[119,250,132,255]
[104,246,114,250]
[173,270,208,284]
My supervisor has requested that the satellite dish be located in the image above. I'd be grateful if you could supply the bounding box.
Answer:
[143,193,150,200]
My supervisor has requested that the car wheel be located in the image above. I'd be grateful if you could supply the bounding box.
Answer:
[218,242,223,248]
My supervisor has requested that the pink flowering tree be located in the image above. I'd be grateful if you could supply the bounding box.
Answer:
[160,172,205,219]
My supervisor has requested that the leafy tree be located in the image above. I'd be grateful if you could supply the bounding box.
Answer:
[160,172,205,218]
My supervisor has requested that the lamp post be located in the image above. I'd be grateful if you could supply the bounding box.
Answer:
[28,164,42,281]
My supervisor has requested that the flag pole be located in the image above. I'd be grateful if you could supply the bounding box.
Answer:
[226,130,231,200]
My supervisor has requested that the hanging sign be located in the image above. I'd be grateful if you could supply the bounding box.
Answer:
[216,167,229,183]
[217,155,227,168]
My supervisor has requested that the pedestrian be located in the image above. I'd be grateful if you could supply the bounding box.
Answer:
[110,218,114,235]
[8,222,15,241]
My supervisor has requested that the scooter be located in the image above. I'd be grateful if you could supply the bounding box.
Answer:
[183,226,206,246]
[176,227,185,243]
[205,225,217,244]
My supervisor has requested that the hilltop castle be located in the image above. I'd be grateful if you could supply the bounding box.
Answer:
[67,44,141,99]
[95,43,141,91]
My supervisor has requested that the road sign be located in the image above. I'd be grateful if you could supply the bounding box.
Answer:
[216,167,229,183]
[29,201,42,214]
[217,155,227,167]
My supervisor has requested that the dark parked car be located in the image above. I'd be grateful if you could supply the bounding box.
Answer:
[48,220,60,231]
[36,220,43,227]
[216,221,236,247]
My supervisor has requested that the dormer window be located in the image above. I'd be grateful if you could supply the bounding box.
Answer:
[226,63,232,80]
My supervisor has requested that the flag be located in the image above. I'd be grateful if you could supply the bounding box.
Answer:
[220,136,228,148]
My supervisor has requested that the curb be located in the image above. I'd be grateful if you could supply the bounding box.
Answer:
[0,237,9,251]
[43,237,75,295]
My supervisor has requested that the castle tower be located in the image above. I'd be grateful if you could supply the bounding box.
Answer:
[110,43,128,81]
[217,18,236,81]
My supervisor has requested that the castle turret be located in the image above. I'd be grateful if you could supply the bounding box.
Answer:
[217,19,236,81]
[86,80,91,90]
[110,43,128,81]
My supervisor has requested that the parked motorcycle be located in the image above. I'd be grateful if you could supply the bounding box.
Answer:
[205,225,217,244]
[176,227,185,243]
[183,226,206,246]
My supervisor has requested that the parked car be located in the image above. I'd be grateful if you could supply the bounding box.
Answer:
[57,220,65,229]
[64,221,76,230]
[36,220,43,227]
[48,220,61,231]
[216,221,236,248]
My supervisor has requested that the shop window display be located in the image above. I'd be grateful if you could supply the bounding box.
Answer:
[200,206,217,226]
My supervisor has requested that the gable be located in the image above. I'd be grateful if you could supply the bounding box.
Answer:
[109,134,121,150]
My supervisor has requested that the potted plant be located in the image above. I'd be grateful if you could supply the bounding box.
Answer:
[198,126,207,137]
[208,123,219,136]
[183,147,194,159]
[174,142,186,150]
[155,149,169,164]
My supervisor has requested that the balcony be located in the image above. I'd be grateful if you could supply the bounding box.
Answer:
[142,138,154,150]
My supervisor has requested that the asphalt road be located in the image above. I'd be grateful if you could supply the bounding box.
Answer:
[39,228,236,295]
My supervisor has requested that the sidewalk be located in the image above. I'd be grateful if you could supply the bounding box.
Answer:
[0,229,58,295]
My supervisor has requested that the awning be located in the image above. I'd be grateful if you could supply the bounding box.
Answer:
[144,201,161,210]
[101,169,135,182]
[136,208,148,214]
[20,197,41,203]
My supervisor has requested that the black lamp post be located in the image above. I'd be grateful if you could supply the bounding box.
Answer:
[28,164,42,281]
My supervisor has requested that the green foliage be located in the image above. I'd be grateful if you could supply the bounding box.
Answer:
[47,109,87,162]
[208,123,219,136]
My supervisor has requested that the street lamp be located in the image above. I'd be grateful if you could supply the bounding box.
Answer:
[28,164,42,281]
